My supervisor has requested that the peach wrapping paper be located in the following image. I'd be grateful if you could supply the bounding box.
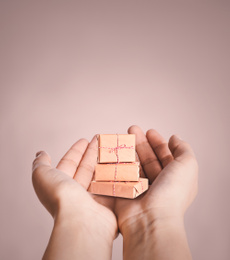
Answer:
[98,134,136,163]
[88,178,149,199]
[95,162,140,181]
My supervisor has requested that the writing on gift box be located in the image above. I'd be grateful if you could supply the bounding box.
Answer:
[88,134,149,199]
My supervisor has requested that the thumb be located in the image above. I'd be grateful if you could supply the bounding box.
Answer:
[32,151,51,169]
[32,151,56,215]
[32,151,52,183]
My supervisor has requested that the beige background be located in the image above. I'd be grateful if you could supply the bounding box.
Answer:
[0,1,229,259]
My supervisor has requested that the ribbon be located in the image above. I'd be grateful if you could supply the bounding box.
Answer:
[99,134,134,196]
[99,145,134,163]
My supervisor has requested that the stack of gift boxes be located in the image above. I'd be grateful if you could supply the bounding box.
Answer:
[88,134,149,199]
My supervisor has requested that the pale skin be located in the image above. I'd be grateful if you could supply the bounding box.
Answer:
[32,125,198,260]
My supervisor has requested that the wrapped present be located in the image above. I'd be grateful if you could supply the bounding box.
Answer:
[95,162,140,181]
[88,177,148,199]
[98,134,135,163]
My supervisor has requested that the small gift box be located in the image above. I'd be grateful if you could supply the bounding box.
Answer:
[98,134,135,163]
[95,162,140,181]
[88,178,148,199]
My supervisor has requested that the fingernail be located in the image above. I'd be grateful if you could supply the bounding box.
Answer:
[36,151,42,157]
[91,135,98,142]
[175,135,183,141]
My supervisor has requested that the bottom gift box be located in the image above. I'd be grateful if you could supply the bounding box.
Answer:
[88,178,149,199]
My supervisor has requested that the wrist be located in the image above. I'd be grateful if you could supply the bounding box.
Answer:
[120,208,184,236]
[55,199,117,242]
[44,210,114,260]
[121,211,192,260]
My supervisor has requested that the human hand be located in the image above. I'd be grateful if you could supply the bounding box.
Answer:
[115,125,198,237]
[32,136,117,259]
[32,127,198,260]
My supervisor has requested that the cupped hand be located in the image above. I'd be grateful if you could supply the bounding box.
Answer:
[32,136,117,240]
[115,125,198,233]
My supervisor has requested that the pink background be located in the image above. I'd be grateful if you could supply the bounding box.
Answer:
[1,1,229,259]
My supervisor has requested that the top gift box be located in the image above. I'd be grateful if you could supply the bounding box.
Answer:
[98,134,136,163]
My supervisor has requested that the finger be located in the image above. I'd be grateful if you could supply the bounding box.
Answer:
[146,129,173,168]
[56,139,89,177]
[168,135,197,165]
[32,151,52,190]
[74,135,98,189]
[32,151,72,217]
[32,151,51,173]
[128,125,162,184]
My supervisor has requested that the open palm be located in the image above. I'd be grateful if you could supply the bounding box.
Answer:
[32,136,118,240]
[114,126,198,232]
